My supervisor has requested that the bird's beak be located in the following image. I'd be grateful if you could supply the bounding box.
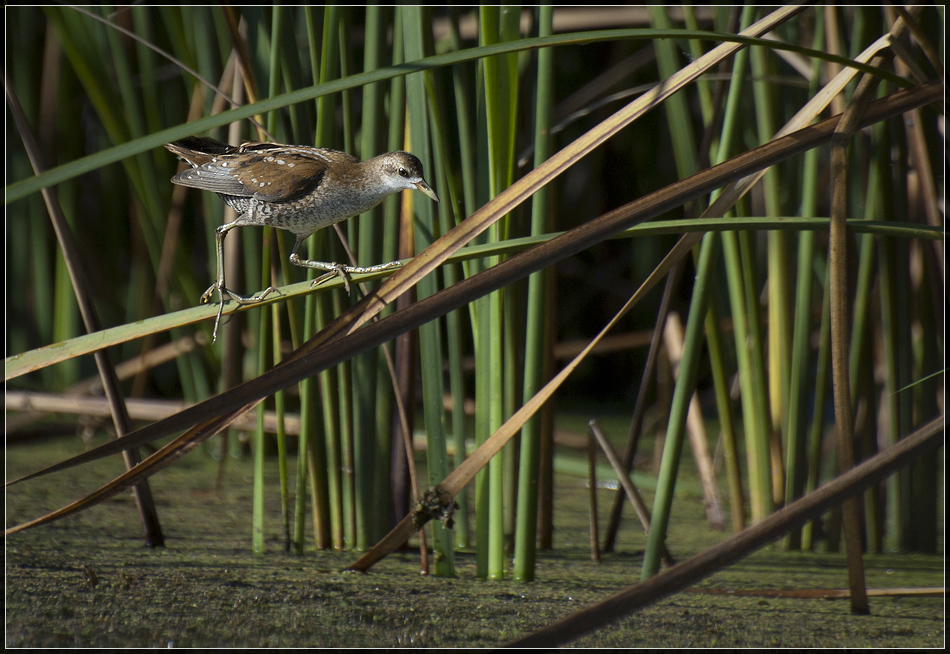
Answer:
[415,180,440,203]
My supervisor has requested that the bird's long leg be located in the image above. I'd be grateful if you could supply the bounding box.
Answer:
[202,219,278,342]
[288,236,401,294]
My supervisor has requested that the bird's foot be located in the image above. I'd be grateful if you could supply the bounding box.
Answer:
[201,282,278,343]
[310,263,353,294]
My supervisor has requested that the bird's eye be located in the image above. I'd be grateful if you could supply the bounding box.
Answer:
[398,167,409,178]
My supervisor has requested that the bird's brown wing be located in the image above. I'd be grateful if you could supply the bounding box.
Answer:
[168,144,330,204]
[222,151,330,203]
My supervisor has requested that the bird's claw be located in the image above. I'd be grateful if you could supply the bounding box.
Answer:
[310,264,352,294]
[201,283,278,343]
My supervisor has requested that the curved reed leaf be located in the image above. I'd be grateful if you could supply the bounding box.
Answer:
[7,24,912,204]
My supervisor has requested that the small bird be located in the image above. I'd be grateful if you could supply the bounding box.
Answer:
[166,136,440,341]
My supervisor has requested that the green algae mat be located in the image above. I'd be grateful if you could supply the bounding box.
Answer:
[6,435,943,648]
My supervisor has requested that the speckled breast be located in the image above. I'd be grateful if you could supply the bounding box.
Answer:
[218,189,391,238]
